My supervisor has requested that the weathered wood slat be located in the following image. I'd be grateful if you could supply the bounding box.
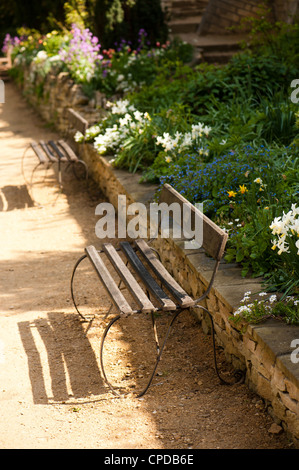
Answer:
[85,245,133,316]
[30,141,48,164]
[120,241,177,311]
[103,243,156,313]
[39,140,58,162]
[160,183,228,261]
[57,139,79,162]
[135,239,195,308]
[48,140,68,161]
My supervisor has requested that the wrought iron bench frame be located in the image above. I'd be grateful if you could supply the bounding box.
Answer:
[70,183,244,397]
[22,108,88,193]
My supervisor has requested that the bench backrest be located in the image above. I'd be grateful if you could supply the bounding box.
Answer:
[159,184,228,261]
[66,108,89,136]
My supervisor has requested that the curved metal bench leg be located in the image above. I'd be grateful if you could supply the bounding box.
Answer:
[195,305,245,385]
[21,145,32,186]
[73,160,88,181]
[100,309,185,398]
[28,162,45,206]
[137,308,184,398]
[70,253,94,322]
[100,314,122,397]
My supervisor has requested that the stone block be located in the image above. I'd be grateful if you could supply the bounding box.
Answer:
[279,391,299,415]
[272,368,288,393]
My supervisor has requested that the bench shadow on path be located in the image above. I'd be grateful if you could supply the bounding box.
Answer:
[18,312,105,404]
[0,185,34,211]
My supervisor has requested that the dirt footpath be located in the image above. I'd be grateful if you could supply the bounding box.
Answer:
[0,81,295,450]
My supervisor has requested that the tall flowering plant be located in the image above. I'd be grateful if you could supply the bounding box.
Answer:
[155,123,212,164]
[270,203,299,294]
[59,24,102,83]
[2,33,20,54]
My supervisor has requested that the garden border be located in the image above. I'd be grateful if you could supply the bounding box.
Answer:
[16,68,299,445]
[80,143,299,446]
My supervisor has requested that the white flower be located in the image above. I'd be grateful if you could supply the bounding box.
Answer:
[34,50,48,62]
[270,204,299,255]
[254,177,263,184]
[133,110,143,122]
[74,131,84,142]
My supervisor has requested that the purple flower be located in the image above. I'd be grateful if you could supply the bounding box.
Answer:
[2,33,20,53]
[58,24,103,81]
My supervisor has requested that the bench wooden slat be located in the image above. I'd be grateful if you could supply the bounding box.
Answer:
[135,239,195,308]
[103,243,156,313]
[159,184,228,261]
[57,139,79,162]
[39,140,58,162]
[85,245,133,316]
[48,140,68,161]
[30,141,48,164]
[120,241,177,311]
[66,108,88,136]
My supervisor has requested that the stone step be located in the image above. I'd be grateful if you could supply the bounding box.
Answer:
[172,33,247,64]
[168,0,208,11]
[201,50,238,64]
[164,0,208,20]
[169,15,203,34]
[178,32,246,49]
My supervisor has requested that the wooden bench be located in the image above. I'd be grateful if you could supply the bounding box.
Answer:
[70,183,244,397]
[22,108,88,191]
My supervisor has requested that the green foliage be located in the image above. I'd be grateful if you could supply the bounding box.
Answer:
[64,0,90,29]
[93,0,168,49]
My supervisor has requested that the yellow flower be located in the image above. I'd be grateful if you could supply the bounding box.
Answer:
[227,190,237,198]
[239,184,248,194]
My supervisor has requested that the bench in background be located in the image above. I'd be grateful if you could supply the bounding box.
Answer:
[22,108,88,193]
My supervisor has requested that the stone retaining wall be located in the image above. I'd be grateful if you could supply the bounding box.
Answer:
[17,66,299,446]
[198,0,299,35]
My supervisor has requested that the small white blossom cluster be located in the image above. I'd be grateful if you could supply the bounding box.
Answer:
[108,98,136,115]
[92,99,151,155]
[74,124,102,143]
[234,291,277,317]
[29,50,62,82]
[234,290,299,324]
[115,73,143,94]
[270,204,299,255]
[155,123,212,162]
